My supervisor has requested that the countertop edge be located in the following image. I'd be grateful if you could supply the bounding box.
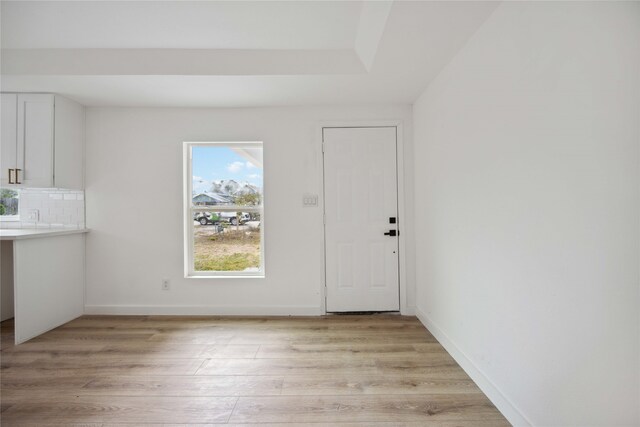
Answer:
[0,228,90,241]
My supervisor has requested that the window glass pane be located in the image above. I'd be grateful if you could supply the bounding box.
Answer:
[190,144,263,274]
[0,188,19,216]
[192,145,262,208]
[193,220,262,272]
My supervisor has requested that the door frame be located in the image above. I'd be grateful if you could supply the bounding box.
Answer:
[318,120,409,315]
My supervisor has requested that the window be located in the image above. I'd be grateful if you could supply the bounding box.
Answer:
[0,188,19,221]
[184,142,264,277]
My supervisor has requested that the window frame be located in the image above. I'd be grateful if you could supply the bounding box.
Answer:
[183,141,265,278]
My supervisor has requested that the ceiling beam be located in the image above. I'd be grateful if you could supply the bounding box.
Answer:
[1,48,367,76]
[354,0,393,71]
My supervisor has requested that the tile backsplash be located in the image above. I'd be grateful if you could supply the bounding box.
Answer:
[1,188,85,229]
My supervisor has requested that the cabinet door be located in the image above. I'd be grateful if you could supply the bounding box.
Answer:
[53,96,84,189]
[1,94,18,186]
[16,94,54,187]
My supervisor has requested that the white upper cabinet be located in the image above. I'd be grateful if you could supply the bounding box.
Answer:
[16,94,55,187]
[1,94,18,186]
[52,96,85,189]
[1,93,84,189]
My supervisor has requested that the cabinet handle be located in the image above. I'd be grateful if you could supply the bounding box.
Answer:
[8,169,14,184]
[15,169,21,184]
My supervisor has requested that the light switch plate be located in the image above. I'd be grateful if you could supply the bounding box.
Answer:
[27,209,39,222]
[302,194,318,207]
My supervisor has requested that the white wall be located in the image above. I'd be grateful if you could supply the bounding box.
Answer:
[413,2,639,426]
[85,105,414,315]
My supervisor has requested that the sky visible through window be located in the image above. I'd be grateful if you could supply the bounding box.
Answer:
[192,146,262,194]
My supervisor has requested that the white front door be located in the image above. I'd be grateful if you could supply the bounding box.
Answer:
[323,127,399,312]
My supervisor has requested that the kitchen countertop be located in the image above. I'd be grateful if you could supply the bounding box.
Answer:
[0,228,89,241]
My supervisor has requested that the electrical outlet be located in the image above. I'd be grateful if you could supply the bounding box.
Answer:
[161,279,170,290]
[302,193,318,207]
[27,209,39,222]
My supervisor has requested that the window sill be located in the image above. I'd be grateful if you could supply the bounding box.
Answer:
[186,274,265,279]
[0,215,20,222]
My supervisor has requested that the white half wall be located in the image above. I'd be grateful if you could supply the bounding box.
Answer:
[13,234,85,343]
[413,2,639,426]
[85,105,414,316]
[0,241,14,322]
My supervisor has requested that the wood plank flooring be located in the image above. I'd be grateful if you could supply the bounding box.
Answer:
[0,315,510,426]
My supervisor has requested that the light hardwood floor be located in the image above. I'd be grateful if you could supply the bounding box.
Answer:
[0,315,510,426]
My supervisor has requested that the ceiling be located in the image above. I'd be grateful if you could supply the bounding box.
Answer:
[1,1,499,107]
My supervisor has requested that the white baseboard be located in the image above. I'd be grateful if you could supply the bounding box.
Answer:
[415,307,532,427]
[84,305,323,316]
[402,305,416,316]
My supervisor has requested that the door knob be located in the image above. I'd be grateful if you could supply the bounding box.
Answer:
[384,230,397,236]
